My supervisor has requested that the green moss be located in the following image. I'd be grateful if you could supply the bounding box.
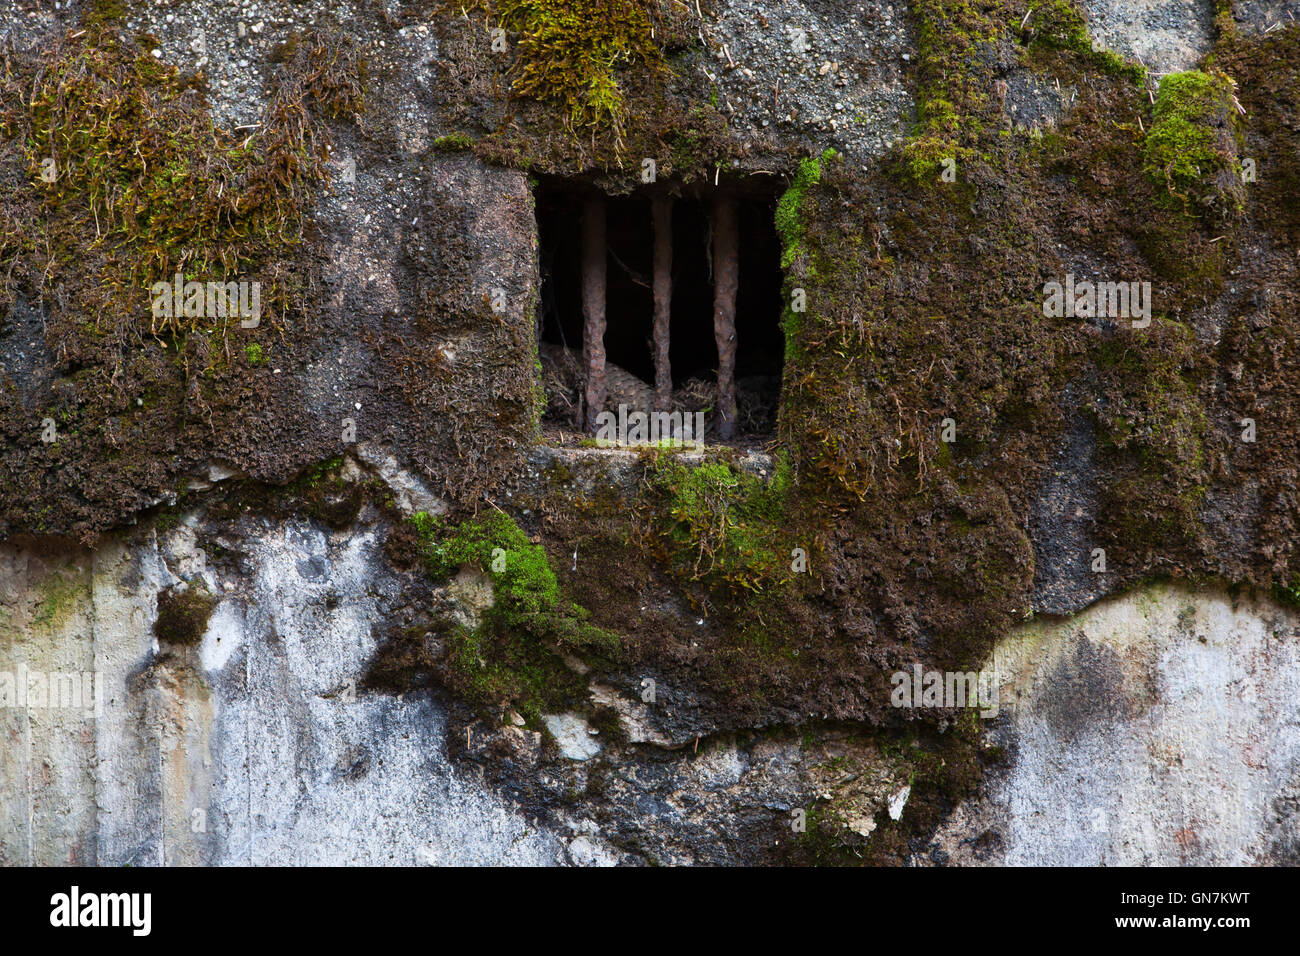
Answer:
[1021,0,1144,77]
[901,0,1141,184]
[432,132,475,151]
[470,0,662,148]
[244,343,267,365]
[775,151,833,270]
[792,802,860,865]
[84,0,126,28]
[644,453,795,596]
[459,2,729,176]
[1026,0,1090,52]
[0,22,358,363]
[900,0,1006,183]
[1212,0,1237,41]
[1274,577,1300,608]
[1142,70,1243,214]
[31,573,84,630]
[409,509,618,718]
[154,504,184,532]
[285,456,363,528]
[300,30,367,120]
[23,43,300,335]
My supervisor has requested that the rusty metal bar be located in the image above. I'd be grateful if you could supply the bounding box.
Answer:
[652,198,673,412]
[711,194,738,440]
[581,198,607,432]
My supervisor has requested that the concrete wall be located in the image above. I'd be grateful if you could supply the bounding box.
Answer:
[0,523,563,865]
[5,522,1298,864]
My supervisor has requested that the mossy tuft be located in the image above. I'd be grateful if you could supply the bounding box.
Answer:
[776,151,834,270]
[644,453,795,596]
[466,0,662,149]
[1141,70,1245,220]
[408,509,617,718]
[154,584,216,646]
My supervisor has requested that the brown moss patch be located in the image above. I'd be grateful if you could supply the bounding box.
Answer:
[0,21,363,540]
[153,583,217,646]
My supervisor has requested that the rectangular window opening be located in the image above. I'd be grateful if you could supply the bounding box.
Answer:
[534,177,784,446]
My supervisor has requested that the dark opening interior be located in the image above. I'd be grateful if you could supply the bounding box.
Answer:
[535,180,785,439]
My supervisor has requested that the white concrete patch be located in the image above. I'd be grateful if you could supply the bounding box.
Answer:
[567,834,620,867]
[936,584,1300,865]
[199,601,244,673]
[589,682,678,748]
[354,443,447,516]
[0,525,566,866]
[543,713,602,761]
[888,785,911,822]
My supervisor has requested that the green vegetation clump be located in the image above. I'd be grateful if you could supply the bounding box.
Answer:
[901,0,1141,183]
[451,1,724,176]
[415,510,561,616]
[1142,70,1244,215]
[1274,578,1300,608]
[776,150,838,366]
[901,0,1005,182]
[1212,0,1237,40]
[775,151,833,269]
[14,34,312,341]
[469,0,662,146]
[1026,0,1091,51]
[645,454,794,595]
[432,132,475,151]
[410,509,617,718]
[83,0,126,27]
[301,31,368,120]
[31,573,83,630]
[0,19,371,539]
[280,456,364,529]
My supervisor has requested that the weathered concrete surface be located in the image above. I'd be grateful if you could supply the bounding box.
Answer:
[702,0,914,168]
[931,584,1300,865]
[1085,0,1216,73]
[0,522,565,865]
[6,516,1299,864]
[1232,0,1300,35]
